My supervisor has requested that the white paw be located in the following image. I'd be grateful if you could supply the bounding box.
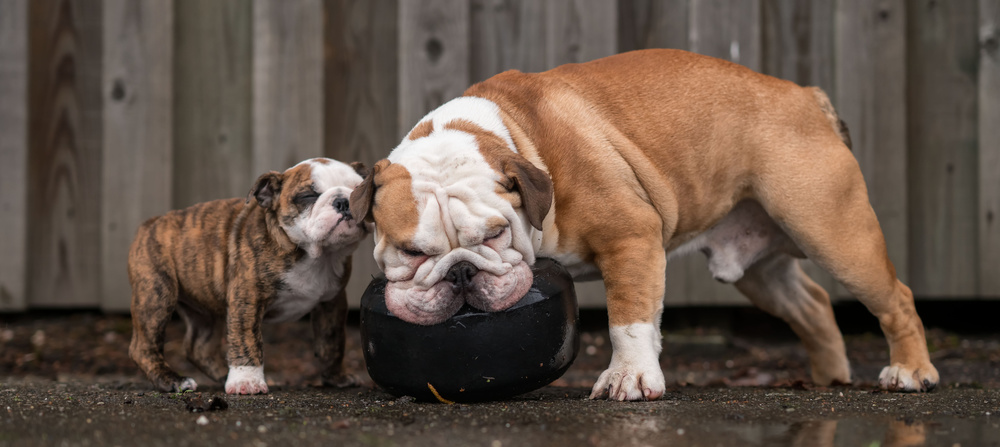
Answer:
[589,323,666,401]
[177,377,198,392]
[225,365,269,395]
[878,363,939,392]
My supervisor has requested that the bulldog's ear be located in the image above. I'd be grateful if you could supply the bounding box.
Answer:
[248,171,282,209]
[350,159,390,223]
[350,161,370,178]
[503,157,552,230]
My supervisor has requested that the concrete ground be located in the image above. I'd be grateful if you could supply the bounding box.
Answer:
[1,309,998,446]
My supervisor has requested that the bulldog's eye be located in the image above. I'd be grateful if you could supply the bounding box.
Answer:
[293,191,320,206]
[484,226,507,241]
[401,248,425,258]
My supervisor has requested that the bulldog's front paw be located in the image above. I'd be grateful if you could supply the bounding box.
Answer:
[589,323,666,401]
[878,362,939,392]
[590,363,666,401]
[225,365,269,395]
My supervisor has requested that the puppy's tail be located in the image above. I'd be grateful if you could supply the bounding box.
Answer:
[808,86,852,151]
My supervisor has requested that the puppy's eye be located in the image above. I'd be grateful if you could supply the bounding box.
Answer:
[293,191,320,206]
[401,248,425,258]
[484,227,507,241]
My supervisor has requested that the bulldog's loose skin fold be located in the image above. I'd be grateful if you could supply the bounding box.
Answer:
[351,49,939,401]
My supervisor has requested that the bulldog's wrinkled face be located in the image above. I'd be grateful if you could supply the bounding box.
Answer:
[251,158,372,258]
[350,98,553,325]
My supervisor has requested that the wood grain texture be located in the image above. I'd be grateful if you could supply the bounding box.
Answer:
[0,0,28,311]
[324,0,400,307]
[834,0,909,293]
[689,0,762,71]
[546,0,617,67]
[253,0,323,174]
[173,0,252,208]
[980,0,1000,296]
[470,0,547,82]
[618,0,690,52]
[27,0,104,307]
[761,0,834,92]
[906,0,980,297]
[398,0,470,130]
[101,0,173,311]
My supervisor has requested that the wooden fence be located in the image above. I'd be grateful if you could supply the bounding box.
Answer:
[0,0,997,312]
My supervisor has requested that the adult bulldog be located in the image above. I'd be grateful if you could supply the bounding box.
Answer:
[350,49,939,401]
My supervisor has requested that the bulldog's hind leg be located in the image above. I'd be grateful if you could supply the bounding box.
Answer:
[734,254,851,385]
[177,304,228,384]
[758,144,937,391]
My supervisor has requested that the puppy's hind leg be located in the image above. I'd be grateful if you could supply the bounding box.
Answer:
[177,304,228,384]
[734,254,851,386]
[128,262,196,392]
[311,287,356,387]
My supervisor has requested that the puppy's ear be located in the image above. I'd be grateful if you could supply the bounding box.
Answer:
[503,156,552,230]
[350,159,390,223]
[350,161,370,178]
[248,171,282,209]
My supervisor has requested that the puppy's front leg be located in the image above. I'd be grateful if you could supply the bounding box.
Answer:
[225,290,269,395]
[311,287,355,387]
[590,238,668,401]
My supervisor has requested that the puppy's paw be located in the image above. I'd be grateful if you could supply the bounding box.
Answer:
[322,373,358,388]
[174,377,198,393]
[225,365,269,395]
[878,363,939,392]
[589,323,665,401]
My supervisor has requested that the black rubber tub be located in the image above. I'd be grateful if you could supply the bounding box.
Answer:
[360,258,579,402]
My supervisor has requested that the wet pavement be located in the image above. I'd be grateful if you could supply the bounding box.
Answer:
[1,311,999,446]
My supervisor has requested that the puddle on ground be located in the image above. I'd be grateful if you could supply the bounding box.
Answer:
[599,416,1000,446]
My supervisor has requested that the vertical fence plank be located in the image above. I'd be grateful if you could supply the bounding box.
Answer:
[980,0,1000,296]
[253,0,323,174]
[0,0,28,311]
[27,0,103,308]
[470,0,548,82]
[834,0,909,298]
[907,0,980,297]
[690,0,762,71]
[174,0,252,208]
[618,0,690,52]
[325,0,400,306]
[399,0,470,129]
[761,0,834,92]
[546,0,617,67]
[101,0,174,311]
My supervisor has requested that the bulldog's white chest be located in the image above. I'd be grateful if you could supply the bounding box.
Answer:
[264,252,346,323]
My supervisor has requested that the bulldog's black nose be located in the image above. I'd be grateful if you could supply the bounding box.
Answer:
[445,261,479,292]
[333,197,351,217]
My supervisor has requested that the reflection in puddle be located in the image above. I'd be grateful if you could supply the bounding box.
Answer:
[603,416,999,446]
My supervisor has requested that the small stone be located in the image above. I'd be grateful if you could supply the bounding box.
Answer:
[196,415,209,426]
[258,425,267,433]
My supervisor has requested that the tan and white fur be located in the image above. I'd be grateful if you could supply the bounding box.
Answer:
[129,158,370,394]
[350,49,939,401]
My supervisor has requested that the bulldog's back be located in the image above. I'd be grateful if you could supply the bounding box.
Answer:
[464,48,849,244]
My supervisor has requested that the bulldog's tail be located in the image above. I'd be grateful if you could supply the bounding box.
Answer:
[808,87,852,151]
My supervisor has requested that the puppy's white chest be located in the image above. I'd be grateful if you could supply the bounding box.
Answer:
[265,253,345,323]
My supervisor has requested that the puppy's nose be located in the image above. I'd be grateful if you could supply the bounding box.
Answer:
[333,197,351,217]
[445,261,479,292]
